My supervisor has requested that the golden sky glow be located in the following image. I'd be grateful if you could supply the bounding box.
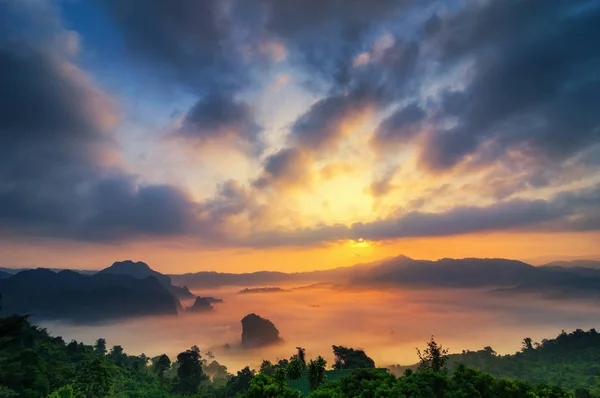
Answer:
[1,0,600,274]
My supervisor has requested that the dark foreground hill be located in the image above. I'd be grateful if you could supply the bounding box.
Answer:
[0,268,179,323]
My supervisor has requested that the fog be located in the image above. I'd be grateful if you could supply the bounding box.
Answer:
[40,285,600,372]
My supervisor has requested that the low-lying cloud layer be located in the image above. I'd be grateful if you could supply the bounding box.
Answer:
[40,285,600,371]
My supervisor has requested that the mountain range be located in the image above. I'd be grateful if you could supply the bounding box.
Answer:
[2,255,600,323]
[0,268,179,323]
[170,255,600,301]
[0,260,193,323]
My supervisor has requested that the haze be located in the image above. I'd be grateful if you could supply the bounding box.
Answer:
[40,284,600,372]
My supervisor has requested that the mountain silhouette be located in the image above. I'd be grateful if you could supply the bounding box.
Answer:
[0,268,179,323]
[240,313,282,348]
[99,260,194,299]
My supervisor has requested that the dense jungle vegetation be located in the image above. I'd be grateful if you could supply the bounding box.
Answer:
[1,314,599,397]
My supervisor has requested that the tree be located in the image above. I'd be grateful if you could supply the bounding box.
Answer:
[308,356,327,391]
[47,385,74,398]
[226,366,255,395]
[93,338,106,357]
[175,347,207,395]
[74,358,112,398]
[246,374,301,398]
[296,347,306,366]
[331,345,375,369]
[151,354,171,385]
[108,345,125,366]
[522,337,534,351]
[417,336,449,372]
[287,356,305,381]
[259,359,275,376]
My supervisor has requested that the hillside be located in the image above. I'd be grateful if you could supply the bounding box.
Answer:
[0,268,179,322]
[389,329,600,394]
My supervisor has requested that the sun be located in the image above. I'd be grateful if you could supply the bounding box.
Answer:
[349,238,370,248]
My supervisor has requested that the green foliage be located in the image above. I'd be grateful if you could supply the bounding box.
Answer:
[331,345,375,370]
[95,338,107,356]
[152,354,172,385]
[417,336,449,372]
[47,384,74,398]
[245,374,301,398]
[308,367,576,398]
[226,366,256,396]
[0,316,597,398]
[308,356,328,391]
[288,357,305,381]
[0,315,233,398]
[445,329,600,395]
[175,347,208,395]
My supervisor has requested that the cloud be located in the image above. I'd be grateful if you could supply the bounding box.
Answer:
[100,0,234,90]
[261,0,415,87]
[101,0,267,150]
[0,1,203,242]
[368,167,399,197]
[2,0,599,251]
[418,0,600,172]
[371,102,427,149]
[253,148,312,190]
[244,184,600,247]
[289,89,377,151]
[177,92,262,152]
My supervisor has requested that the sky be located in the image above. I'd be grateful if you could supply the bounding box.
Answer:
[1,0,600,273]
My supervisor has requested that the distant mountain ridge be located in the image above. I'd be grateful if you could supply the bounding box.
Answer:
[170,255,600,302]
[0,267,97,275]
[540,259,600,269]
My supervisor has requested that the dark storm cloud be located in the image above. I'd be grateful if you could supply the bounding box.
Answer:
[0,38,198,240]
[78,178,198,240]
[100,0,234,90]
[178,92,262,150]
[420,0,600,172]
[261,0,414,87]
[371,102,426,148]
[100,0,265,148]
[289,89,378,151]
[0,2,201,242]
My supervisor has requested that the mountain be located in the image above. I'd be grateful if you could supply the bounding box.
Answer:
[0,267,97,275]
[240,313,282,348]
[170,255,600,302]
[187,296,214,312]
[541,259,600,269]
[349,256,600,300]
[0,268,179,322]
[169,270,297,288]
[0,270,11,279]
[168,258,386,288]
[99,260,194,299]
